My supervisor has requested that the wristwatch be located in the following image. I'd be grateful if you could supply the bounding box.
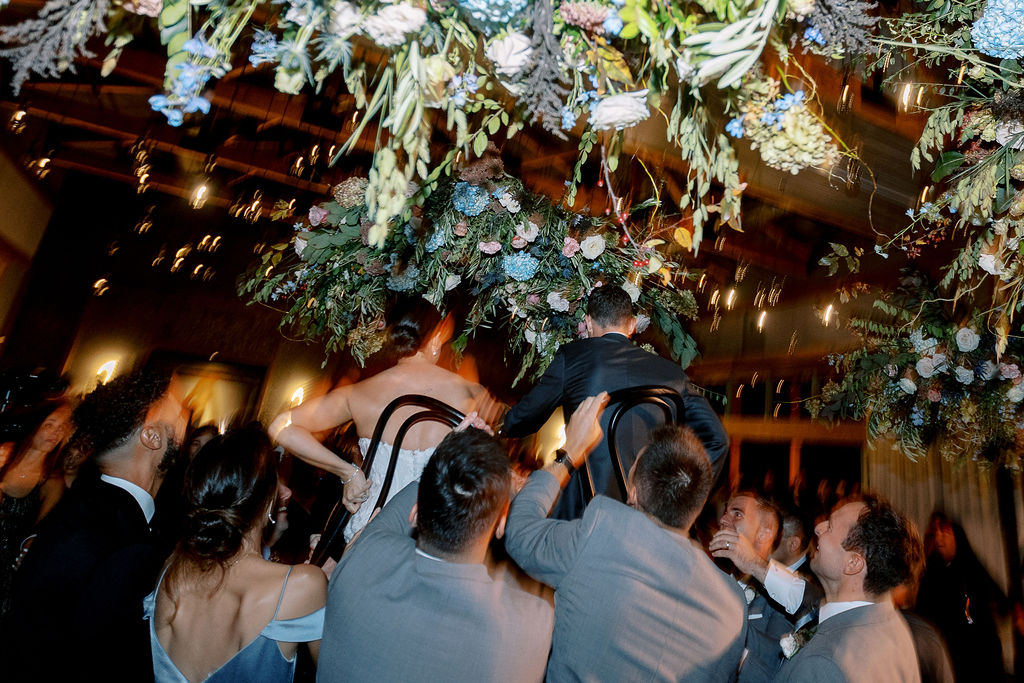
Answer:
[554,448,576,476]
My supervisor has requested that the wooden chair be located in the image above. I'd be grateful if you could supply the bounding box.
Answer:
[310,395,465,565]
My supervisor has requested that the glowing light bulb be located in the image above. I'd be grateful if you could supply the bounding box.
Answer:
[290,387,305,407]
[96,360,118,385]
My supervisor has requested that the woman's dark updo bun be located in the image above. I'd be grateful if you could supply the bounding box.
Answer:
[387,298,443,360]
[177,427,278,568]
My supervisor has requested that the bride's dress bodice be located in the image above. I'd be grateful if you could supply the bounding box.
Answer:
[343,438,435,541]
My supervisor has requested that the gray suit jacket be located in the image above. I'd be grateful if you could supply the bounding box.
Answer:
[505,470,747,682]
[318,482,554,683]
[774,602,921,683]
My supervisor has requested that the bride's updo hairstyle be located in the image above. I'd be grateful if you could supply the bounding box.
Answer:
[171,427,278,585]
[386,298,444,361]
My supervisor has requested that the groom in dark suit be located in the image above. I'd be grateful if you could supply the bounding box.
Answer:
[2,372,186,681]
[502,284,728,519]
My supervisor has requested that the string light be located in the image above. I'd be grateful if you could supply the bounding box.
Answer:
[822,303,834,326]
[757,310,767,332]
[190,180,209,209]
[92,278,109,296]
[725,288,736,310]
[776,379,785,394]
[290,387,305,407]
[96,360,118,385]
[7,108,27,134]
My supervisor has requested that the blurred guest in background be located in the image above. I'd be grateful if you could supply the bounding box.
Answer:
[272,299,494,543]
[2,372,185,680]
[918,511,1008,682]
[892,564,955,683]
[0,399,71,618]
[145,428,325,682]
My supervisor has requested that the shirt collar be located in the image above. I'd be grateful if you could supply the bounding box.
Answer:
[787,553,808,573]
[99,474,155,524]
[819,600,874,624]
[415,547,444,562]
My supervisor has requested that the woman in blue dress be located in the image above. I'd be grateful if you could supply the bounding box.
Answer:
[145,427,327,683]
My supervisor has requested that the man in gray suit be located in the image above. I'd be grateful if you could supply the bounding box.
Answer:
[774,494,923,683]
[318,425,554,682]
[505,395,747,682]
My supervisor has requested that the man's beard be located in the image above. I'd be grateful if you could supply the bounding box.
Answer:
[158,440,181,474]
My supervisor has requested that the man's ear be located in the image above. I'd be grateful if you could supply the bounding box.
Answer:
[627,316,637,336]
[787,535,802,555]
[408,503,418,529]
[140,425,163,452]
[584,315,594,335]
[843,550,866,577]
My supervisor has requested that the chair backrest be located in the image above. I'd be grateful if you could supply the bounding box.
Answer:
[579,385,686,503]
[310,395,465,566]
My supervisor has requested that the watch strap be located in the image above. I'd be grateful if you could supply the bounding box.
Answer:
[554,448,575,476]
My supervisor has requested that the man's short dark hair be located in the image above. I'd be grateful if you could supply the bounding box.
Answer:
[633,425,712,530]
[842,494,922,596]
[733,488,783,549]
[586,285,633,328]
[780,509,813,552]
[72,372,171,460]
[417,428,510,554]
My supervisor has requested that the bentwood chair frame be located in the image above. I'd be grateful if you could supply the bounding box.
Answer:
[310,395,465,566]
[579,385,687,504]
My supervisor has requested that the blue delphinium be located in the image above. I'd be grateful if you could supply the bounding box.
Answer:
[803,26,827,46]
[560,106,577,130]
[971,0,1024,59]
[774,90,805,111]
[760,110,783,129]
[910,405,925,426]
[183,35,220,60]
[250,29,280,67]
[726,116,745,138]
[503,252,540,281]
[603,13,624,36]
[149,61,212,126]
[452,181,489,216]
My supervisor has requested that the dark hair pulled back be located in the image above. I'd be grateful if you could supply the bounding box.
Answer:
[179,427,278,568]
[387,298,443,360]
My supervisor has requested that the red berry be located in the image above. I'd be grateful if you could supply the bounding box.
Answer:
[632,259,641,267]
[597,178,604,187]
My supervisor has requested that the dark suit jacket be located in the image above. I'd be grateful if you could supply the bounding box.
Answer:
[506,470,747,682]
[503,333,729,519]
[2,474,162,681]
[774,602,920,683]
[740,587,793,682]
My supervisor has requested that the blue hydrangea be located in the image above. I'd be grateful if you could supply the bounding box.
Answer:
[803,26,826,46]
[560,106,578,130]
[760,110,783,129]
[456,0,531,35]
[971,0,1024,59]
[452,181,489,216]
[603,13,624,36]
[726,116,745,138]
[404,223,416,244]
[503,252,540,281]
[774,91,805,112]
[387,264,421,291]
[425,229,445,253]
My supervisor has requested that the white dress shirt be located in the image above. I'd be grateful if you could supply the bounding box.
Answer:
[100,474,155,524]
[818,600,874,624]
[762,557,808,614]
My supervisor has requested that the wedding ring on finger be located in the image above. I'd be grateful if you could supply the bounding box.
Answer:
[726,541,730,549]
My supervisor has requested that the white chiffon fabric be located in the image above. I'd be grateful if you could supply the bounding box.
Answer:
[343,438,435,541]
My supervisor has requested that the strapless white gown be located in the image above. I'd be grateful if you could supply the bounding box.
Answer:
[344,438,435,541]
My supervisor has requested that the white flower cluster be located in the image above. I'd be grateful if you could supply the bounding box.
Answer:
[363,3,426,47]
[745,103,839,175]
[485,32,533,79]
[590,90,650,131]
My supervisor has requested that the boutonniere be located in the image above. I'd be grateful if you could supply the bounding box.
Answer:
[780,625,816,659]
[743,585,757,605]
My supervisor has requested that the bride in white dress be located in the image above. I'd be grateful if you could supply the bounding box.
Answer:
[270,302,494,541]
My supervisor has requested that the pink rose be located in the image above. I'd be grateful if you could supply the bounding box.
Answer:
[526,293,541,305]
[124,0,161,17]
[478,241,501,255]
[927,388,942,403]
[308,205,329,226]
[577,320,589,339]
[563,236,580,258]
[511,236,527,249]
[454,222,468,237]
[999,363,1021,380]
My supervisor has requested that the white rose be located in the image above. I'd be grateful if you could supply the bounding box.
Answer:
[485,32,533,79]
[898,378,917,394]
[516,220,540,243]
[524,325,550,347]
[294,232,309,259]
[978,253,1003,276]
[590,89,650,131]
[622,280,641,303]
[910,330,938,354]
[780,633,799,659]
[931,353,948,374]
[547,291,570,312]
[580,235,606,259]
[636,313,650,334]
[955,366,974,384]
[329,1,362,36]
[363,4,426,47]
[1008,384,1024,403]
[955,327,980,352]
[444,274,461,291]
[995,120,1024,150]
[916,357,935,378]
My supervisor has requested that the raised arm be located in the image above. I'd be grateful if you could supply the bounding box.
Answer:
[269,385,369,512]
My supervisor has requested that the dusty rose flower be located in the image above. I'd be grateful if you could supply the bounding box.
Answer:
[365,260,386,276]
[526,293,541,305]
[511,236,527,249]
[927,388,942,402]
[308,205,329,226]
[478,241,501,255]
[124,0,161,17]
[454,222,468,237]
[577,320,589,338]
[563,236,580,257]
[1000,363,1021,380]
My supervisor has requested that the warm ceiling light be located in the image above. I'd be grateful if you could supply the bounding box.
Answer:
[290,387,305,407]
[96,360,118,385]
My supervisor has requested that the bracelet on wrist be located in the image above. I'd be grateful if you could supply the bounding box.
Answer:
[341,465,361,485]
